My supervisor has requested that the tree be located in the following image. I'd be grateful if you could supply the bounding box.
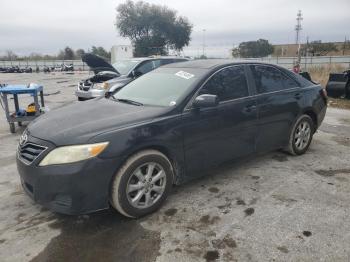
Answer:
[232,39,274,58]
[64,46,75,60]
[342,40,350,55]
[5,50,17,60]
[91,46,111,59]
[116,0,192,57]
[57,46,75,60]
[75,49,86,59]
[309,41,337,56]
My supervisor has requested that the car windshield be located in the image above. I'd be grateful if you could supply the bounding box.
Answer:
[112,68,204,107]
[112,60,141,75]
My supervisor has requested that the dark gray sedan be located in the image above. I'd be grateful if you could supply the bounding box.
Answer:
[17,60,327,217]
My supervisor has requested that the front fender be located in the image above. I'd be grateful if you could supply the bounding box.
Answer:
[89,114,185,183]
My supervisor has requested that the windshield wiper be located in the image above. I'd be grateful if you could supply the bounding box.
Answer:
[113,98,143,106]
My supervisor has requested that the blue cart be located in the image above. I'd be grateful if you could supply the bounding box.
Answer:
[0,84,45,133]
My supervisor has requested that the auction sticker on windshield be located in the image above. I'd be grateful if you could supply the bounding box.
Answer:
[175,71,194,80]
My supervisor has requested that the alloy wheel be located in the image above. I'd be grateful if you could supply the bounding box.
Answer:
[294,121,311,151]
[126,162,166,209]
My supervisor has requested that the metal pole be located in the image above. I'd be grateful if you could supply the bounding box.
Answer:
[202,29,206,57]
[295,10,303,70]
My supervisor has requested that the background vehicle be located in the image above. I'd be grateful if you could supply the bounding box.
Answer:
[75,54,188,101]
[326,69,350,98]
[17,60,327,218]
[62,64,74,72]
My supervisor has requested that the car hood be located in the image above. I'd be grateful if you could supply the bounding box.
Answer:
[28,99,165,145]
[82,53,119,75]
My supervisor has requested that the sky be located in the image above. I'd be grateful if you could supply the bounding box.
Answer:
[0,0,349,58]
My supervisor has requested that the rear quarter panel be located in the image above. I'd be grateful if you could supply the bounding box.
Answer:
[301,84,327,128]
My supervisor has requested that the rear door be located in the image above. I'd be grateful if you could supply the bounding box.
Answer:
[183,65,257,176]
[249,65,303,152]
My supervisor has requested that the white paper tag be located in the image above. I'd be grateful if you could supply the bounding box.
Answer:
[175,71,194,80]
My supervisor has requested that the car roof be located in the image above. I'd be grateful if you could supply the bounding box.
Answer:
[162,59,276,70]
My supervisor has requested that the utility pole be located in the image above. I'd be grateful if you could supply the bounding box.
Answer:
[202,29,206,58]
[295,10,303,71]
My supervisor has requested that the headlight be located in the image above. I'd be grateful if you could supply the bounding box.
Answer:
[94,82,109,90]
[39,142,109,166]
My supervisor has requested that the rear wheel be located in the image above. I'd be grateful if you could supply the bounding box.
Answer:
[287,115,314,155]
[110,150,173,218]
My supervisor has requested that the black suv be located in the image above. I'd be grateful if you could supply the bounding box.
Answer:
[76,54,188,100]
[17,60,327,218]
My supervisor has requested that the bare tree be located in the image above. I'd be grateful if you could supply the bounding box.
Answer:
[5,50,17,60]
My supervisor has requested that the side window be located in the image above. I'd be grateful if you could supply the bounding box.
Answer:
[152,59,162,68]
[283,73,300,88]
[160,59,173,66]
[136,61,154,74]
[200,66,248,101]
[251,65,298,94]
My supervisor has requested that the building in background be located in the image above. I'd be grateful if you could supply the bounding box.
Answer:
[273,42,350,57]
[111,45,133,63]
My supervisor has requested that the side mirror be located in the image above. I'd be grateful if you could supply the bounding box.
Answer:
[131,70,143,78]
[193,94,219,108]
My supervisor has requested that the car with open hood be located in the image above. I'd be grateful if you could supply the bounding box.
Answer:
[76,54,188,101]
[17,60,327,218]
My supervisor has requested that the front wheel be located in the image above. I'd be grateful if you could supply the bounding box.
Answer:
[287,115,314,155]
[110,150,174,218]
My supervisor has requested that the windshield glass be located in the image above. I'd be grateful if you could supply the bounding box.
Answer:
[112,60,141,75]
[112,68,204,107]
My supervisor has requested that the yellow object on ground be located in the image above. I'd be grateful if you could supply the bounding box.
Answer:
[26,103,36,113]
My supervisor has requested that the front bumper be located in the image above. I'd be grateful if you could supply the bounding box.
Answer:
[16,137,121,215]
[75,89,105,99]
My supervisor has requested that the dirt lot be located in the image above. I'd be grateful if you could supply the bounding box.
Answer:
[0,73,350,262]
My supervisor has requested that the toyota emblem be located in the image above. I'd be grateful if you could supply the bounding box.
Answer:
[19,131,28,146]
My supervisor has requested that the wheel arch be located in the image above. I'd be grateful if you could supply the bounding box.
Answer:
[302,109,318,132]
[115,144,181,186]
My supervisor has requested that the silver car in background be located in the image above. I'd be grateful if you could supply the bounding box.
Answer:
[76,55,188,101]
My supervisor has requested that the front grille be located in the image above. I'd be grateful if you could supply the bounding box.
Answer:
[18,143,47,164]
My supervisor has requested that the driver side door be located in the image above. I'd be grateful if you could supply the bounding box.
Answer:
[182,65,257,177]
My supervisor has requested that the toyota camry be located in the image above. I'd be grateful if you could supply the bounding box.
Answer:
[16,60,327,218]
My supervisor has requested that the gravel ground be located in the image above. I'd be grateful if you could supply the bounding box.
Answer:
[0,73,349,262]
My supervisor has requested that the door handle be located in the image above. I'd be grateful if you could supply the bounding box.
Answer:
[294,93,303,100]
[244,105,257,113]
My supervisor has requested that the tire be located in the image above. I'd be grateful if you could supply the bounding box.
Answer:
[78,97,86,101]
[286,115,314,155]
[110,150,174,218]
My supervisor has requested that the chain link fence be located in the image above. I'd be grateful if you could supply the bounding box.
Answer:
[0,60,88,71]
[1,56,350,71]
